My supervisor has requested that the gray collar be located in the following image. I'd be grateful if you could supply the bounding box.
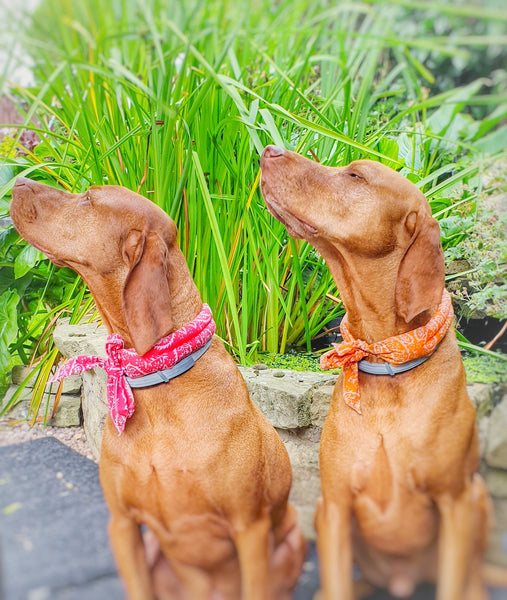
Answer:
[125,339,213,389]
[358,353,433,376]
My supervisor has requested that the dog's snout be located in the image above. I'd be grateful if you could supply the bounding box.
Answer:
[263,145,286,159]
[14,177,31,188]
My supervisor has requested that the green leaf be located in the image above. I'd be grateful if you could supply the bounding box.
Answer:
[376,137,400,169]
[0,227,19,260]
[0,164,14,189]
[192,151,246,361]
[439,216,474,242]
[473,125,507,156]
[425,79,486,136]
[14,244,45,279]
[0,289,20,379]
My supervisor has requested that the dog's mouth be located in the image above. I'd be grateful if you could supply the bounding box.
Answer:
[260,147,318,239]
[10,189,67,267]
[11,219,62,265]
[262,190,318,239]
[11,196,38,227]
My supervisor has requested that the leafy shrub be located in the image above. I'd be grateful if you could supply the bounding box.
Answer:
[445,158,507,320]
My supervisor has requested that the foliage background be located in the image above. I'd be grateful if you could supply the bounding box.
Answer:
[0,0,506,417]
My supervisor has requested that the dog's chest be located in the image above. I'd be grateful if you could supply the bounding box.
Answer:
[103,450,238,565]
[349,435,438,554]
[108,440,232,506]
[337,396,461,555]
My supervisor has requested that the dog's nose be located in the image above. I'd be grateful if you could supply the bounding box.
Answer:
[14,177,31,188]
[263,145,286,159]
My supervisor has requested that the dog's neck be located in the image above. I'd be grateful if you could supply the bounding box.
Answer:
[321,245,433,344]
[165,250,204,331]
[82,262,203,352]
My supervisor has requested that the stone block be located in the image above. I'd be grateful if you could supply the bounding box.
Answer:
[0,385,32,419]
[2,386,81,427]
[238,367,336,429]
[485,468,507,500]
[467,382,493,420]
[486,496,507,567]
[477,416,490,458]
[51,319,108,457]
[50,395,82,427]
[58,375,83,395]
[11,365,82,394]
[486,529,507,568]
[492,496,507,529]
[310,384,335,427]
[11,365,37,386]
[277,427,322,540]
[81,369,108,461]
[53,318,108,359]
[2,382,31,402]
[486,395,507,469]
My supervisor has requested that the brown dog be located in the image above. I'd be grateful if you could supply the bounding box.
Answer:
[260,146,490,600]
[10,178,306,600]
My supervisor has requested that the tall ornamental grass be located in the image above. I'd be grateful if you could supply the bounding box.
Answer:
[1,0,506,417]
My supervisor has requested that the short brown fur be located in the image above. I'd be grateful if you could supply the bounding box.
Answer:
[10,178,306,600]
[260,146,490,600]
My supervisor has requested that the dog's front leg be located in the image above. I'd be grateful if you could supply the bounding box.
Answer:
[435,483,475,600]
[109,514,154,600]
[234,517,272,600]
[315,497,354,600]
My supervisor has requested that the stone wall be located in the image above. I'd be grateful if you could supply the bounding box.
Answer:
[4,365,82,427]
[3,318,507,552]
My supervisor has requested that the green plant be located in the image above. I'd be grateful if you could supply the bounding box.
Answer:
[1,0,507,421]
[442,158,507,321]
[0,220,96,415]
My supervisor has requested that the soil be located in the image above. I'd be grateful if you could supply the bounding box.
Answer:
[0,421,96,462]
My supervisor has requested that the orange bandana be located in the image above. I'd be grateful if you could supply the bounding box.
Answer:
[320,289,454,414]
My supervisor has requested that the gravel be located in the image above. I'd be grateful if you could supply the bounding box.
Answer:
[0,421,96,462]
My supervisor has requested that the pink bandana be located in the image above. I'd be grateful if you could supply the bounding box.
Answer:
[51,304,216,434]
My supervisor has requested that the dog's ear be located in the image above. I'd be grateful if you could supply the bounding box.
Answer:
[395,214,445,323]
[122,230,173,355]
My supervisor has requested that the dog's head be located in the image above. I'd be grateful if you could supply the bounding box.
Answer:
[260,146,445,324]
[11,179,183,354]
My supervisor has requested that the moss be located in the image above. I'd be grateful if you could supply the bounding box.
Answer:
[462,352,507,385]
[247,351,506,386]
[253,352,340,374]
[0,136,17,158]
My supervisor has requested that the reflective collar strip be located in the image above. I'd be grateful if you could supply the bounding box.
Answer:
[358,352,433,376]
[126,338,213,388]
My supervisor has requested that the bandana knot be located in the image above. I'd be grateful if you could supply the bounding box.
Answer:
[320,290,454,414]
[51,304,216,434]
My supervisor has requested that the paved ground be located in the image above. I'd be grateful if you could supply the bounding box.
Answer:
[0,438,120,600]
[1,438,506,600]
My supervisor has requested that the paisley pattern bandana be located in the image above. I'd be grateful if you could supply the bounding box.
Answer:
[51,304,216,434]
[320,290,454,414]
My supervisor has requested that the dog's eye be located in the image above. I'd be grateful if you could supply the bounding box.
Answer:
[78,194,92,207]
[347,172,361,180]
